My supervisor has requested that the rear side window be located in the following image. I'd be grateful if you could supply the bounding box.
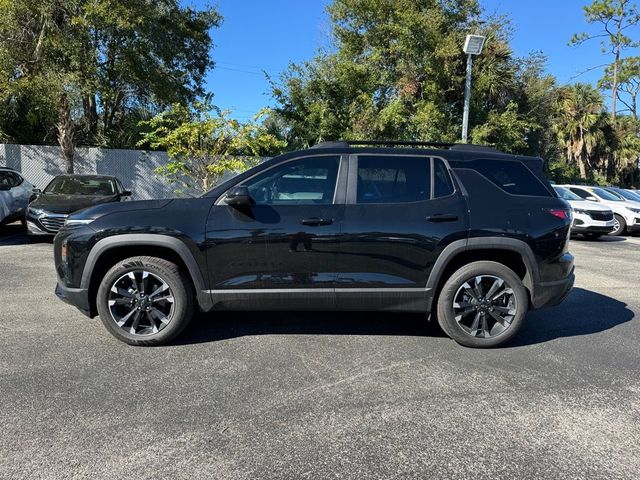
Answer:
[433,158,454,197]
[357,156,430,203]
[469,159,550,196]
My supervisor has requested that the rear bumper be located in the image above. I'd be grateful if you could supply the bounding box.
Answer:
[532,269,575,309]
[55,282,92,317]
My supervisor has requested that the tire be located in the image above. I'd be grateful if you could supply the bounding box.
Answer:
[96,256,195,346]
[609,214,626,236]
[583,233,602,240]
[436,261,528,348]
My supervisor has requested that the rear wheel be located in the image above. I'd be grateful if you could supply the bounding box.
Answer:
[96,256,194,346]
[609,214,626,236]
[436,261,528,348]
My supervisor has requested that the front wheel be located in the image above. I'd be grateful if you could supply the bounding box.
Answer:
[609,214,626,236]
[96,256,195,346]
[436,261,528,348]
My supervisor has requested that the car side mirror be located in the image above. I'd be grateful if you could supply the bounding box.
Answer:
[0,185,10,191]
[224,186,254,208]
[121,190,132,197]
[585,196,598,202]
[33,188,42,195]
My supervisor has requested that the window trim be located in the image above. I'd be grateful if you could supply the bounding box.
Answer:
[346,154,457,205]
[215,153,348,206]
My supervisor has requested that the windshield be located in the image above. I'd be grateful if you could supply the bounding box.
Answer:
[554,186,581,201]
[610,188,640,202]
[625,189,640,201]
[44,177,116,196]
[592,187,623,201]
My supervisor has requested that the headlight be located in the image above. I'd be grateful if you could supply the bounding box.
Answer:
[64,218,94,226]
[573,209,587,215]
[627,207,640,214]
[28,207,45,216]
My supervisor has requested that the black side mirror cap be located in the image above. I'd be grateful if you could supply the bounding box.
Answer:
[224,186,254,207]
[0,185,10,191]
[121,190,132,197]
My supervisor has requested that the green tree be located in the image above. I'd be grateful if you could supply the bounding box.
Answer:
[570,0,640,122]
[0,0,221,170]
[138,103,284,194]
[271,0,557,159]
[553,83,607,179]
[601,56,640,118]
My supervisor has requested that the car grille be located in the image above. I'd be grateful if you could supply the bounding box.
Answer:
[587,210,613,221]
[40,215,67,233]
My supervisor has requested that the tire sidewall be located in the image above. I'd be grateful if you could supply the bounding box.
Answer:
[436,261,528,348]
[609,214,626,236]
[96,257,193,346]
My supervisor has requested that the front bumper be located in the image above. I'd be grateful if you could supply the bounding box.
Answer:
[55,282,92,317]
[26,211,68,235]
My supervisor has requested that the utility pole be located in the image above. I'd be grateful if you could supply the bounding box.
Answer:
[461,34,486,143]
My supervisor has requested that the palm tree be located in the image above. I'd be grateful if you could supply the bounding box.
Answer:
[553,83,606,179]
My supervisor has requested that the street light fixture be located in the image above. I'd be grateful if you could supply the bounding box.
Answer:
[461,34,486,143]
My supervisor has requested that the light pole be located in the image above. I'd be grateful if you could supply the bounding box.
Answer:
[461,34,486,143]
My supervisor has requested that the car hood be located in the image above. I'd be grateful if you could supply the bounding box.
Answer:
[67,198,175,222]
[30,194,119,215]
[565,199,611,211]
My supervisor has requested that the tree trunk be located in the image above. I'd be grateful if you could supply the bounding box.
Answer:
[83,94,99,141]
[57,93,75,174]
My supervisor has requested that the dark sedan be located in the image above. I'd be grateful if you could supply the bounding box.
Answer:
[27,175,130,236]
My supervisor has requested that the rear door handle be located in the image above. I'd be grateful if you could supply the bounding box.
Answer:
[426,214,459,222]
[300,217,333,226]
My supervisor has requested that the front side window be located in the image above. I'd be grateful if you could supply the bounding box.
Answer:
[469,159,550,196]
[592,187,623,201]
[554,186,581,201]
[356,156,430,204]
[244,156,340,205]
[0,172,11,188]
[569,188,592,200]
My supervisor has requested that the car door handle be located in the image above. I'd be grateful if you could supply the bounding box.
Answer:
[300,217,333,226]
[426,214,459,222]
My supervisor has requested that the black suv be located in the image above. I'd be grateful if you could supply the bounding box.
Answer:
[54,141,575,348]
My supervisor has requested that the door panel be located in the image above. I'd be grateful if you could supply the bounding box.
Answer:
[205,155,346,309]
[335,155,468,311]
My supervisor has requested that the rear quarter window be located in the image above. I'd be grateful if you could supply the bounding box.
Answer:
[468,159,551,196]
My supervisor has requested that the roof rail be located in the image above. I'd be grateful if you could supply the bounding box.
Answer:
[311,140,498,151]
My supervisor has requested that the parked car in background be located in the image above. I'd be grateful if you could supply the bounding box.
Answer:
[0,167,34,227]
[561,184,640,236]
[604,186,640,204]
[553,186,615,239]
[54,141,574,348]
[624,189,640,201]
[27,175,130,236]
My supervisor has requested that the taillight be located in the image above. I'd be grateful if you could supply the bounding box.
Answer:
[546,208,571,220]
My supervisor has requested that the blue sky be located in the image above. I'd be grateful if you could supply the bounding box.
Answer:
[201,0,632,119]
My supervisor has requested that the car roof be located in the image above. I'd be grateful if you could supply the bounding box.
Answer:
[53,174,117,180]
[304,141,543,163]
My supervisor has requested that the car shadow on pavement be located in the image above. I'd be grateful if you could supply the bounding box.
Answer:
[177,310,441,345]
[506,287,634,347]
[0,223,29,246]
[177,287,632,347]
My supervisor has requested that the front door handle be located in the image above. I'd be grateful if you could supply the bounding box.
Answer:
[300,217,333,226]
[427,214,459,222]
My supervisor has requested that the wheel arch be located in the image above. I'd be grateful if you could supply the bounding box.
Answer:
[426,237,539,311]
[81,234,208,317]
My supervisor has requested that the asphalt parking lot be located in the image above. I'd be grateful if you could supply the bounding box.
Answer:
[1,223,639,480]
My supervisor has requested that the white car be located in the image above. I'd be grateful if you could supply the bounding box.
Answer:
[553,186,615,239]
[0,168,34,226]
[561,184,640,236]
